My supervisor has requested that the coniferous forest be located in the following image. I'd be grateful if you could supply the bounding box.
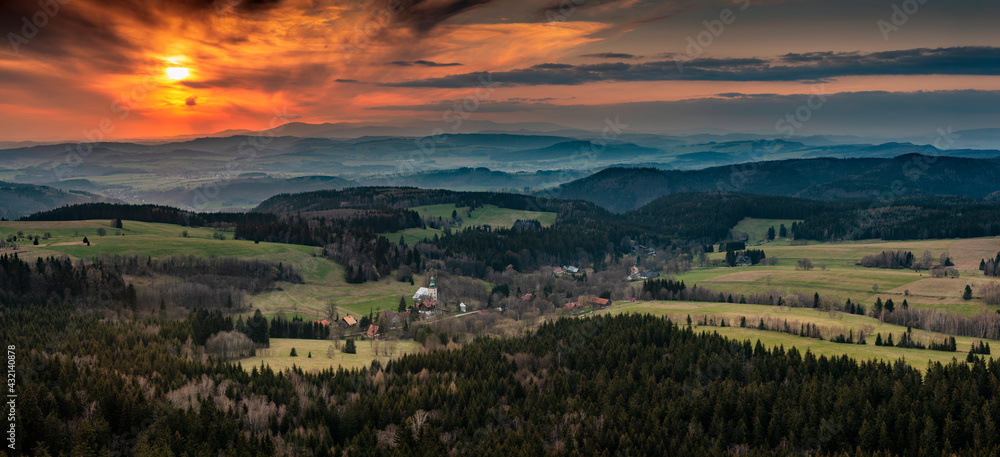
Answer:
[6,300,1000,457]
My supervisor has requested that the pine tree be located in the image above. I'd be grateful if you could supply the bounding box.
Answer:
[766,226,776,241]
[875,333,882,346]
[779,224,787,238]
[290,348,298,357]
[963,285,973,300]
[82,236,90,246]
[343,338,357,354]
[398,296,408,312]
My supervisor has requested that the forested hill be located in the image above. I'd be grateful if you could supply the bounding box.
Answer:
[552,154,1000,212]
[253,187,606,217]
[10,306,1000,456]
[0,181,102,219]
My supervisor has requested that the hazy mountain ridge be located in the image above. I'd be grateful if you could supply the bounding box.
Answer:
[0,181,104,219]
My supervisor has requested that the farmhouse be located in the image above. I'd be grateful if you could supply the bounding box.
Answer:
[589,297,612,308]
[365,324,381,339]
[339,315,357,328]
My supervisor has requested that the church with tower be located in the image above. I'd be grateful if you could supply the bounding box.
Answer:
[411,276,438,311]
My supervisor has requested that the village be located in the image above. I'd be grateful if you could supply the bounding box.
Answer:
[317,266,628,342]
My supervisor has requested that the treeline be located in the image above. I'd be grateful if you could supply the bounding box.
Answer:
[190,308,271,346]
[254,186,577,215]
[623,192,840,242]
[638,277,868,317]
[20,202,271,227]
[881,306,1000,340]
[874,332,957,352]
[96,254,300,312]
[98,254,302,290]
[621,192,1000,244]
[0,253,135,309]
[981,252,1000,277]
[860,250,915,269]
[234,219,420,283]
[269,315,332,340]
[860,250,953,271]
[793,196,1000,241]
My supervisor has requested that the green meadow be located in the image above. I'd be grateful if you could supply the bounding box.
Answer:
[0,219,421,321]
[607,300,997,369]
[240,337,420,373]
[383,203,557,243]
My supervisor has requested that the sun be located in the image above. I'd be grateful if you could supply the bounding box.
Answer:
[166,67,190,80]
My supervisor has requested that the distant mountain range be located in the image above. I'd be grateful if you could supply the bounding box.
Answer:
[1,122,1000,216]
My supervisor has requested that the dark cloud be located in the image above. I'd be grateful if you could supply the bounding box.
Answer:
[715,93,778,99]
[181,63,328,92]
[368,99,557,113]
[185,95,198,106]
[380,0,496,35]
[0,0,286,68]
[373,90,1000,137]
[580,52,641,59]
[383,47,1000,87]
[389,60,462,67]
[335,78,359,83]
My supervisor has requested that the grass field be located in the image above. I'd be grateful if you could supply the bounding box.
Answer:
[0,219,421,320]
[731,217,802,244]
[681,221,1000,314]
[240,338,420,373]
[608,300,997,368]
[385,203,558,243]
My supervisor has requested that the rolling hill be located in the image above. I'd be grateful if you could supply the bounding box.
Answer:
[551,154,1000,212]
[0,181,103,219]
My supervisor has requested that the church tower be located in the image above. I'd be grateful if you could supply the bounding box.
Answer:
[428,276,438,301]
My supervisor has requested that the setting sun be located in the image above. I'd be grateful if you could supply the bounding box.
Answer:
[165,67,190,80]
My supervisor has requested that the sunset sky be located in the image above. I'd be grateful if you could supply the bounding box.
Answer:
[1,0,998,140]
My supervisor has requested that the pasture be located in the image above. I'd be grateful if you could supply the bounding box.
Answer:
[384,203,557,244]
[0,219,421,320]
[240,337,420,373]
[608,300,997,368]
[686,220,1000,314]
